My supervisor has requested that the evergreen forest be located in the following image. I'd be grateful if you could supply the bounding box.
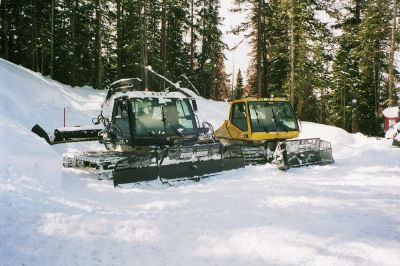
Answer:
[0,0,398,136]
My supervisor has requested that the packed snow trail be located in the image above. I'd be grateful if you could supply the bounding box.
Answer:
[1,59,399,266]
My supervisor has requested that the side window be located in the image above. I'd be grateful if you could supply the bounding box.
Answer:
[175,99,195,129]
[113,101,130,137]
[231,103,248,131]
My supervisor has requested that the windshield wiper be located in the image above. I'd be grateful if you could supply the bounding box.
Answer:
[271,106,288,132]
[253,105,269,133]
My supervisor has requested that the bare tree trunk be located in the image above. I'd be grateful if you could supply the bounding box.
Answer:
[374,41,381,133]
[50,0,54,78]
[116,0,122,79]
[143,0,148,89]
[342,82,346,130]
[319,87,324,124]
[297,97,303,117]
[388,0,397,106]
[94,0,102,89]
[201,0,206,97]
[256,0,262,98]
[261,0,268,98]
[32,0,39,71]
[355,0,361,22]
[31,0,34,68]
[71,0,77,86]
[139,0,148,88]
[290,0,295,106]
[161,0,167,89]
[139,0,143,81]
[190,0,195,75]
[41,47,44,73]
[2,0,9,59]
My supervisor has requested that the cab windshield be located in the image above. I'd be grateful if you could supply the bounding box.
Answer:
[248,101,298,132]
[131,98,196,136]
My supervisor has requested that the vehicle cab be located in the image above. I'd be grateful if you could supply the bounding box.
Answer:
[98,79,202,150]
[215,98,300,142]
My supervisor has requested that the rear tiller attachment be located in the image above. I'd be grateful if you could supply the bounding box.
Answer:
[273,138,334,170]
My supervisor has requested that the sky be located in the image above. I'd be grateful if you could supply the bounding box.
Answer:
[220,0,251,85]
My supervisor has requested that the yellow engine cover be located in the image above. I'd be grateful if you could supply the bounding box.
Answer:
[215,120,249,140]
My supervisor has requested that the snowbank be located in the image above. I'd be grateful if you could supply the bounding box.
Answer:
[1,59,399,266]
[383,106,399,118]
[0,59,105,187]
[0,59,105,130]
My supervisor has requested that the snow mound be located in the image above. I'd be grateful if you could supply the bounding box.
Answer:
[1,59,399,266]
[300,121,355,146]
[0,59,104,187]
[0,59,105,130]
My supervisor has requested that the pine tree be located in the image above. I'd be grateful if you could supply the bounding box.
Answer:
[329,0,391,135]
[196,0,228,100]
[233,69,244,100]
[233,0,331,121]
[119,0,143,80]
[1,0,228,96]
[232,0,269,97]
[94,0,102,89]
[164,0,190,82]
[356,0,390,135]
[329,0,362,131]
[284,0,332,121]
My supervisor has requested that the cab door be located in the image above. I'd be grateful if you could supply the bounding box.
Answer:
[112,98,132,143]
[226,102,250,140]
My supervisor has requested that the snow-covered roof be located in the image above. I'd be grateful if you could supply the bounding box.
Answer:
[382,106,399,118]
[101,90,191,120]
[110,90,188,101]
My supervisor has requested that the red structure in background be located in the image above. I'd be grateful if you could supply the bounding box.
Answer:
[383,106,400,132]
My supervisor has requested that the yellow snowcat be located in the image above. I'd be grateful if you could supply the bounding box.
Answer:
[215,97,334,170]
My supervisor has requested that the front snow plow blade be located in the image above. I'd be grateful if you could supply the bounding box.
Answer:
[273,138,334,170]
[32,124,102,144]
[112,143,244,186]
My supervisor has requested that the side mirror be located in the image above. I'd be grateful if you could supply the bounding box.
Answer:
[191,99,198,112]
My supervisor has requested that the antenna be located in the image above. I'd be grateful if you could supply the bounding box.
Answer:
[134,63,192,97]
[179,74,200,95]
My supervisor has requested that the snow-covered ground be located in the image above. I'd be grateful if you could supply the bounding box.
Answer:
[1,59,399,266]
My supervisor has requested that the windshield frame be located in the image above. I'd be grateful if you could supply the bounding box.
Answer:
[129,97,198,139]
[247,101,299,133]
